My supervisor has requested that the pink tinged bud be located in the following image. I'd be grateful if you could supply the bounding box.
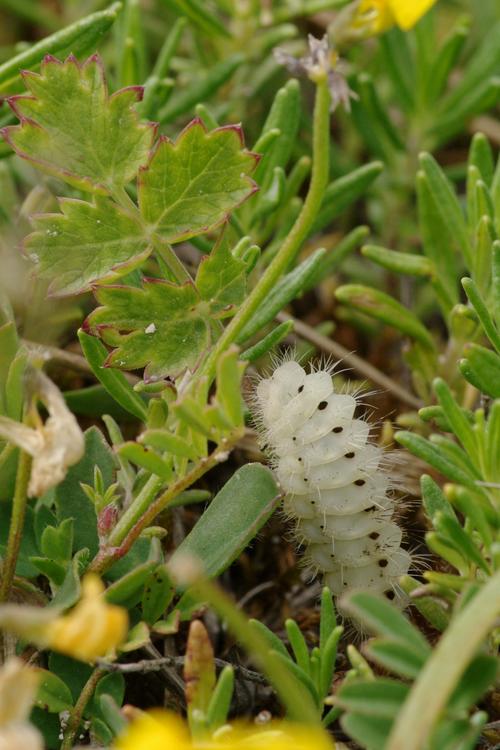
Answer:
[98,504,119,539]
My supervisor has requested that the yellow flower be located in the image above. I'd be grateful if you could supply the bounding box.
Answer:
[114,711,191,750]
[46,575,128,662]
[354,0,438,33]
[113,711,334,750]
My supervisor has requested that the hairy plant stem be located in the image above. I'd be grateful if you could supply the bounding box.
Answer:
[387,569,500,750]
[0,449,32,604]
[195,76,331,390]
[90,431,243,574]
[60,667,105,750]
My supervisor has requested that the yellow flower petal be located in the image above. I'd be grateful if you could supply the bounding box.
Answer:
[114,712,191,750]
[46,575,128,663]
[357,0,395,34]
[387,0,437,30]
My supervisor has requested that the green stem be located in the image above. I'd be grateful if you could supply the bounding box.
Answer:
[60,668,105,750]
[197,77,331,388]
[187,575,321,725]
[105,474,163,550]
[90,431,243,573]
[153,234,193,284]
[387,569,500,750]
[0,450,32,604]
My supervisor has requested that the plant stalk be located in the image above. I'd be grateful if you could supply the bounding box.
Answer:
[0,449,32,604]
[197,77,331,387]
[60,667,105,750]
[90,431,243,573]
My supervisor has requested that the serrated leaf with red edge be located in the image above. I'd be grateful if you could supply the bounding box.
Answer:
[85,279,211,382]
[195,229,247,318]
[25,196,151,297]
[138,119,259,243]
[2,54,154,193]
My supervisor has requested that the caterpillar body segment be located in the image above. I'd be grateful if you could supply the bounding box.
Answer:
[254,359,411,604]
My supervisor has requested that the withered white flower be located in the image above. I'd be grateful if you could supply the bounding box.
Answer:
[0,658,43,750]
[0,369,84,496]
[274,35,357,111]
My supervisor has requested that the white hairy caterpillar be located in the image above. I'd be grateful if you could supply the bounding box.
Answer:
[253,358,411,603]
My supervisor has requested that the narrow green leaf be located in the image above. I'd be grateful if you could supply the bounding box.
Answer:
[105,559,158,606]
[139,429,198,459]
[341,592,431,658]
[365,640,426,680]
[416,172,459,312]
[336,678,408,719]
[462,277,500,352]
[285,619,310,676]
[118,442,173,480]
[458,344,500,398]
[319,587,336,651]
[434,513,490,573]
[172,464,279,581]
[240,320,294,362]
[420,475,457,523]
[158,55,244,124]
[271,650,319,704]
[425,17,469,103]
[335,284,436,350]
[248,620,291,660]
[320,625,342,700]
[341,713,392,750]
[306,226,369,290]
[0,3,122,94]
[206,666,234,730]
[215,347,245,427]
[395,431,478,489]
[158,0,230,38]
[313,162,383,234]
[141,565,174,625]
[362,245,434,277]
[419,153,470,265]
[78,330,147,421]
[253,79,301,190]
[433,378,477,459]
[237,248,326,343]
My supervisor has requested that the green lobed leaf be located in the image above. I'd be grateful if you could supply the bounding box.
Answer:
[138,120,257,242]
[195,232,247,317]
[3,55,154,193]
[26,196,150,297]
[86,279,211,381]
